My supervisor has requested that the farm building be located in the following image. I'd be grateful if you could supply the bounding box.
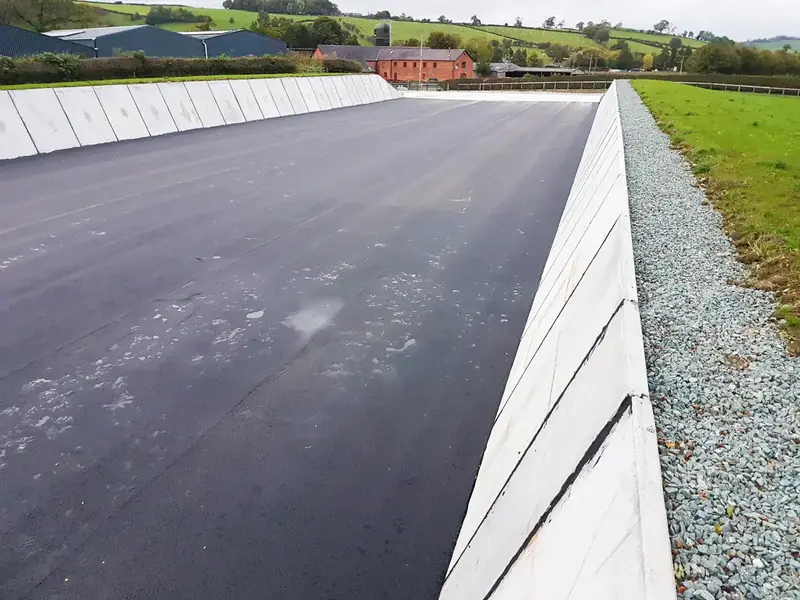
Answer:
[43,25,204,58]
[314,45,474,82]
[0,23,92,57]
[180,30,286,58]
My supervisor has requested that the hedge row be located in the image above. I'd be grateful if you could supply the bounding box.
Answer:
[447,72,800,89]
[0,54,362,85]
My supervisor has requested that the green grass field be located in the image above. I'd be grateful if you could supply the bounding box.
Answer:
[77,3,706,56]
[633,80,800,349]
[610,29,704,47]
[475,24,601,49]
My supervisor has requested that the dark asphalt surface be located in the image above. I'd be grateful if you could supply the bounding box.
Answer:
[0,98,594,600]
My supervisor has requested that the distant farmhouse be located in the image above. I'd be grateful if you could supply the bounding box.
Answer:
[314,45,474,82]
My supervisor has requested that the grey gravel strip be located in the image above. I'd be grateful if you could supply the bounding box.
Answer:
[617,81,800,600]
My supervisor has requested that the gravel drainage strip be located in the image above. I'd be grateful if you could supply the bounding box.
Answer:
[618,81,800,600]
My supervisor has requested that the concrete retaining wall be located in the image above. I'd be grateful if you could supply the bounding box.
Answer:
[438,82,675,600]
[0,75,400,160]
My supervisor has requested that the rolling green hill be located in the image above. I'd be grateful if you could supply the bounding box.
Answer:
[77,2,707,57]
[746,38,800,51]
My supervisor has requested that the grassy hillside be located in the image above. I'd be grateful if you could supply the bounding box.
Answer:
[77,2,707,56]
[475,24,600,49]
[747,39,800,51]
[609,29,704,47]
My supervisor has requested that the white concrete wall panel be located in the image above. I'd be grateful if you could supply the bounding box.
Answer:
[371,74,392,101]
[95,85,150,140]
[128,83,177,136]
[10,88,79,153]
[184,81,225,128]
[229,79,263,122]
[295,78,321,112]
[0,90,37,160]
[264,79,295,117]
[158,82,202,132]
[331,76,352,107]
[281,77,308,114]
[342,76,364,105]
[320,77,343,108]
[248,79,280,119]
[357,76,377,103]
[54,86,116,147]
[208,80,245,125]
[439,82,674,600]
[307,77,331,111]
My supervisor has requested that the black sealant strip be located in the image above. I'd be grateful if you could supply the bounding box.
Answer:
[444,297,627,583]
[481,394,634,600]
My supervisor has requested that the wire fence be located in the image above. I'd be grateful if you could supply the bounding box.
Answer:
[390,80,612,92]
[681,82,800,96]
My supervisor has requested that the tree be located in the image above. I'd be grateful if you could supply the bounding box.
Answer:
[490,39,503,62]
[470,14,481,26]
[668,36,683,68]
[687,43,742,73]
[437,14,450,23]
[784,44,793,51]
[642,53,654,70]
[402,37,420,47]
[557,20,564,29]
[310,16,347,44]
[611,48,635,70]
[501,37,513,60]
[373,10,391,19]
[542,16,555,28]
[222,0,262,11]
[653,47,670,70]
[615,21,623,28]
[229,16,234,23]
[545,43,570,63]
[465,37,493,62]
[2,0,79,31]
[512,47,527,65]
[514,16,522,27]
[475,61,491,76]
[426,31,462,49]
[583,21,611,43]
[527,52,543,67]
[653,19,670,33]
[575,21,584,30]
[688,31,694,38]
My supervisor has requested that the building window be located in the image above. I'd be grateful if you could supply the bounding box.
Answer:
[433,62,437,68]
[403,61,407,67]
[413,62,417,67]
[462,61,467,68]
[383,72,388,77]
[423,62,427,67]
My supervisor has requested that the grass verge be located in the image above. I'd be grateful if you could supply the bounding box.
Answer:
[632,80,800,352]
[0,71,345,90]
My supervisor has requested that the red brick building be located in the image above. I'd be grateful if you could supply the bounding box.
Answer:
[313,45,474,82]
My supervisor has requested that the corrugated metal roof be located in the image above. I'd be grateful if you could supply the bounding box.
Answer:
[376,47,467,61]
[0,23,92,57]
[316,45,468,62]
[44,25,147,40]
[179,30,238,40]
[490,62,577,74]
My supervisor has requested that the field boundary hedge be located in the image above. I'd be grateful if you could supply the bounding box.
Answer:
[0,54,361,85]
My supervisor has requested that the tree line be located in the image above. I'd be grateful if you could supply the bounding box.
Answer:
[222,0,340,16]
[249,13,357,48]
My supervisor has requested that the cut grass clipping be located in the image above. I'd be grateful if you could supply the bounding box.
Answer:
[632,80,800,352]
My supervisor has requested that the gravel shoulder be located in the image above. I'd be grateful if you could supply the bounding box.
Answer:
[618,81,800,600]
